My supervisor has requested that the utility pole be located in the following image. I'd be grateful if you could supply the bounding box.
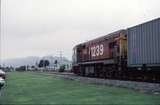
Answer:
[60,51,62,64]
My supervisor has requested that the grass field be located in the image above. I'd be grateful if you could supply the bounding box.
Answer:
[0,72,160,104]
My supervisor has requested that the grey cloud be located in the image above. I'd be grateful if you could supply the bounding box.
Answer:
[1,0,160,60]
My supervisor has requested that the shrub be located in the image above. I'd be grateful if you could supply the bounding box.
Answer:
[59,65,65,72]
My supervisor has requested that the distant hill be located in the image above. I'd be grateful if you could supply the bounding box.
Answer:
[2,56,71,67]
[2,56,40,67]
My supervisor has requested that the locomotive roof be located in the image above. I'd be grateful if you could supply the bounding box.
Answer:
[76,29,126,47]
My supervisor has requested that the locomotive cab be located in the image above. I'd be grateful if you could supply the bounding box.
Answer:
[72,45,81,74]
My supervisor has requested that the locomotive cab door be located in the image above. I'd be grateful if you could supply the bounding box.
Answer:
[109,41,119,59]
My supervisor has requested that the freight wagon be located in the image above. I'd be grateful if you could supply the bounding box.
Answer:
[72,18,160,83]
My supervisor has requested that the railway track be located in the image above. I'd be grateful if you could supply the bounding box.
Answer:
[35,71,160,93]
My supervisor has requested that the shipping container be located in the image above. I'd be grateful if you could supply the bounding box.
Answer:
[127,18,160,67]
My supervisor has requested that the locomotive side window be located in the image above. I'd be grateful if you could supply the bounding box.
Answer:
[109,42,116,49]
[109,42,118,57]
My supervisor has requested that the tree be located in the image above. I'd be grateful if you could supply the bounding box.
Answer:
[16,66,26,71]
[59,65,65,72]
[38,60,44,67]
[54,60,58,64]
[44,60,50,67]
[38,60,50,68]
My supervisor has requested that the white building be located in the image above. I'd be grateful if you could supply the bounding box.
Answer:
[36,56,72,71]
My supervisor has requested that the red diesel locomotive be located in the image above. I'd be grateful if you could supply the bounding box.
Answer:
[72,18,160,82]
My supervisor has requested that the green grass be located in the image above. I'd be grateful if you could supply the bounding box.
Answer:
[0,72,160,104]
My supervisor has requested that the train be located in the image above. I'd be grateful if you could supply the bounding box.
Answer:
[72,18,160,83]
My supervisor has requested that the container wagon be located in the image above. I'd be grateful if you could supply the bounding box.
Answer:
[72,18,160,83]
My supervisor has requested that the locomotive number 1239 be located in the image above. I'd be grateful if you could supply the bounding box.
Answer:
[90,44,104,57]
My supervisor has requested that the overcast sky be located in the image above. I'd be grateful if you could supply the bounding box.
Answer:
[1,0,160,60]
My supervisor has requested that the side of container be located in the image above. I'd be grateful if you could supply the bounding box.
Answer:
[127,18,160,67]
